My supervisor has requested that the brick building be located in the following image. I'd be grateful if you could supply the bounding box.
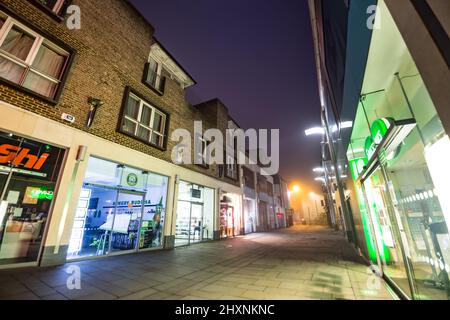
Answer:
[0,0,243,268]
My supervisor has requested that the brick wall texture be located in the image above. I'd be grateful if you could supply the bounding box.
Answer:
[0,0,239,187]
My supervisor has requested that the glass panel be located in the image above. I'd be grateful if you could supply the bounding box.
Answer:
[67,185,116,259]
[122,118,137,135]
[152,112,163,132]
[22,71,58,98]
[151,132,162,147]
[175,200,191,247]
[190,204,203,244]
[110,192,143,253]
[32,44,66,79]
[125,95,140,119]
[137,126,150,142]
[0,26,35,61]
[384,129,450,300]
[364,168,412,297]
[0,56,26,84]
[0,17,5,30]
[140,105,152,126]
[140,173,168,249]
[0,133,65,265]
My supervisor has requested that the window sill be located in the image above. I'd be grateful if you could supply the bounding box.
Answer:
[117,129,167,152]
[0,78,59,105]
[143,81,164,96]
[29,1,66,23]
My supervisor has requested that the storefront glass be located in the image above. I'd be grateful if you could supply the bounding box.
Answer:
[0,130,65,265]
[67,157,168,260]
[244,198,256,234]
[347,0,450,299]
[175,181,214,246]
[220,192,242,238]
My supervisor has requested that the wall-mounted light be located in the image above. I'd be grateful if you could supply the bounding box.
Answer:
[86,97,104,128]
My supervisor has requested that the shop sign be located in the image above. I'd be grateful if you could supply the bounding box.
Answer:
[0,144,49,171]
[364,118,393,161]
[126,173,138,186]
[0,131,64,180]
[119,167,145,189]
[30,188,54,200]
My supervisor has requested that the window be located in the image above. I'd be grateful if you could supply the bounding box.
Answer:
[31,0,71,16]
[196,135,209,168]
[143,57,165,94]
[225,154,238,180]
[120,90,167,149]
[0,12,69,100]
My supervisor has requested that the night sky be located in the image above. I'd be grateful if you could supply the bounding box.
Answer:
[130,0,322,190]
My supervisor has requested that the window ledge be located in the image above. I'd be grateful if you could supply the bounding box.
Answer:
[0,78,58,105]
[29,1,66,22]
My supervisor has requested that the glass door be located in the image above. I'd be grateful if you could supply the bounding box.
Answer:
[175,200,191,246]
[109,191,144,254]
[363,167,414,297]
[190,203,203,244]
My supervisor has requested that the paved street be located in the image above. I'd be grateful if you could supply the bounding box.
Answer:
[0,225,395,300]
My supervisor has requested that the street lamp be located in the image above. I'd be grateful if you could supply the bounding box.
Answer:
[293,185,300,193]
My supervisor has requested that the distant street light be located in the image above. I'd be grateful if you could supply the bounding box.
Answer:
[293,185,300,193]
[305,127,324,136]
[313,167,324,173]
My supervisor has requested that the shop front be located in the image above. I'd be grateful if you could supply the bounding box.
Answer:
[0,130,65,267]
[175,181,214,246]
[219,191,242,239]
[67,156,168,260]
[347,1,450,299]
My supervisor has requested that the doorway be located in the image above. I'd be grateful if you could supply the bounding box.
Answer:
[67,185,145,259]
[175,200,205,246]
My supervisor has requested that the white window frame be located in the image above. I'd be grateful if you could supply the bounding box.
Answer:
[148,56,163,90]
[123,92,167,148]
[0,12,69,99]
[226,154,237,179]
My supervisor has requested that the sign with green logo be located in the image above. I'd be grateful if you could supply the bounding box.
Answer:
[126,173,138,186]
[364,118,393,161]
[30,189,54,200]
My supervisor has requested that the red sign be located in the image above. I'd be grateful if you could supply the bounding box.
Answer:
[0,144,49,170]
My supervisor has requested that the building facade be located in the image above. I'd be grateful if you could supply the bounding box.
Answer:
[0,0,246,269]
[309,0,450,300]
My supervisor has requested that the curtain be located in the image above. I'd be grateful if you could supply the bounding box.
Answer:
[23,45,66,98]
[0,27,35,84]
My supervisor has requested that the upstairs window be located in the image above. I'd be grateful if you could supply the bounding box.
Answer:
[143,57,165,94]
[225,154,238,180]
[31,0,71,17]
[120,89,168,149]
[0,12,70,100]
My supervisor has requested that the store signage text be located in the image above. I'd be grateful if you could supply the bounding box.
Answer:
[30,189,54,200]
[0,144,49,170]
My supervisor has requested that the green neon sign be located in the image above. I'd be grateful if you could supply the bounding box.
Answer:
[364,118,393,160]
[30,189,54,200]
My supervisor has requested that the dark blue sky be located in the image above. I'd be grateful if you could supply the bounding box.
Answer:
[130,0,322,187]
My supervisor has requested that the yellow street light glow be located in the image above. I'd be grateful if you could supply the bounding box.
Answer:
[293,185,300,193]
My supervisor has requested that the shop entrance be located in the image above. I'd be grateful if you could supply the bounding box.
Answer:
[0,131,65,267]
[67,185,145,259]
[175,181,214,247]
[175,200,205,246]
[363,167,417,297]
